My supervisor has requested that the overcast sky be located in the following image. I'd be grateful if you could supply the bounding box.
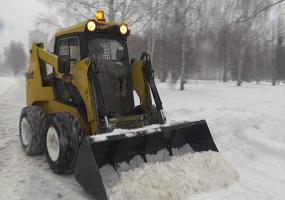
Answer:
[0,0,48,52]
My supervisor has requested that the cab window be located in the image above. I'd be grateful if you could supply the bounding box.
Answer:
[58,37,81,62]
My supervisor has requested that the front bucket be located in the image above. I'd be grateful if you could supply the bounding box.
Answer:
[75,120,218,200]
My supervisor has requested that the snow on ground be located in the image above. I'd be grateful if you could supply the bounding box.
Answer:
[0,76,18,95]
[0,77,284,200]
[0,77,89,200]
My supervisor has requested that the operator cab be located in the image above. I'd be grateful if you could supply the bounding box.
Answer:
[87,36,134,118]
[53,10,134,123]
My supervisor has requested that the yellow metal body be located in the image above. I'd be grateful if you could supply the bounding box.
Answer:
[130,60,152,110]
[27,19,150,136]
[26,45,152,135]
[27,43,94,134]
[26,44,56,105]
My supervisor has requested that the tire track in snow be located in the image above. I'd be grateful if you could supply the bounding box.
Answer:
[206,110,285,200]
[223,113,285,161]
[208,106,285,161]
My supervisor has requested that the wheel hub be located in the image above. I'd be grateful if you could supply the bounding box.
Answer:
[47,127,60,162]
[21,118,30,146]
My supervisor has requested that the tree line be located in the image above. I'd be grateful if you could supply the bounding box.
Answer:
[0,41,27,76]
[3,0,285,87]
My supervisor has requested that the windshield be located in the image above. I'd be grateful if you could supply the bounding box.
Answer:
[88,38,134,117]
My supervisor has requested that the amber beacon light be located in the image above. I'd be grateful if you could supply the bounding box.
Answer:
[96,9,105,21]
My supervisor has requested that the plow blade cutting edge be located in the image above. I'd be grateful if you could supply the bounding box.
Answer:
[74,120,218,200]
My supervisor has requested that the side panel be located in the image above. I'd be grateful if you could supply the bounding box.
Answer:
[130,60,152,110]
[26,43,55,106]
[27,43,94,134]
[38,100,91,133]
[71,58,98,134]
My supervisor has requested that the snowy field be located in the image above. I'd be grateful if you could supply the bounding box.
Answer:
[0,76,284,200]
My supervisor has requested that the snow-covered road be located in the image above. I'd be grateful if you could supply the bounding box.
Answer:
[0,77,284,200]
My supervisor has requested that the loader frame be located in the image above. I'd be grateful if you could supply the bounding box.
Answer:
[27,35,154,135]
[23,14,219,200]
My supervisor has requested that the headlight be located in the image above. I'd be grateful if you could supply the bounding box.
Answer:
[120,24,128,35]
[87,21,96,31]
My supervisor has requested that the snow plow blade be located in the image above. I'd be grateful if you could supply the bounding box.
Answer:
[75,120,218,200]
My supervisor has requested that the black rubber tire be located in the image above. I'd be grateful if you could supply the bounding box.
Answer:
[19,106,47,155]
[45,112,83,174]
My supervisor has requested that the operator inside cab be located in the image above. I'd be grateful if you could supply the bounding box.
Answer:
[88,38,133,117]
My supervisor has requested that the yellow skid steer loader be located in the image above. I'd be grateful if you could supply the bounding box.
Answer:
[19,9,218,199]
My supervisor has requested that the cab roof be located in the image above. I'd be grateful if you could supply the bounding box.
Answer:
[55,19,124,38]
[55,20,88,37]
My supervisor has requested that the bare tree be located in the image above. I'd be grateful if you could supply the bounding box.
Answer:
[3,41,27,76]
[35,0,285,85]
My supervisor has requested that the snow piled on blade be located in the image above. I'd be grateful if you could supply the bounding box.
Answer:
[91,121,193,142]
[102,151,238,200]
[91,124,162,142]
